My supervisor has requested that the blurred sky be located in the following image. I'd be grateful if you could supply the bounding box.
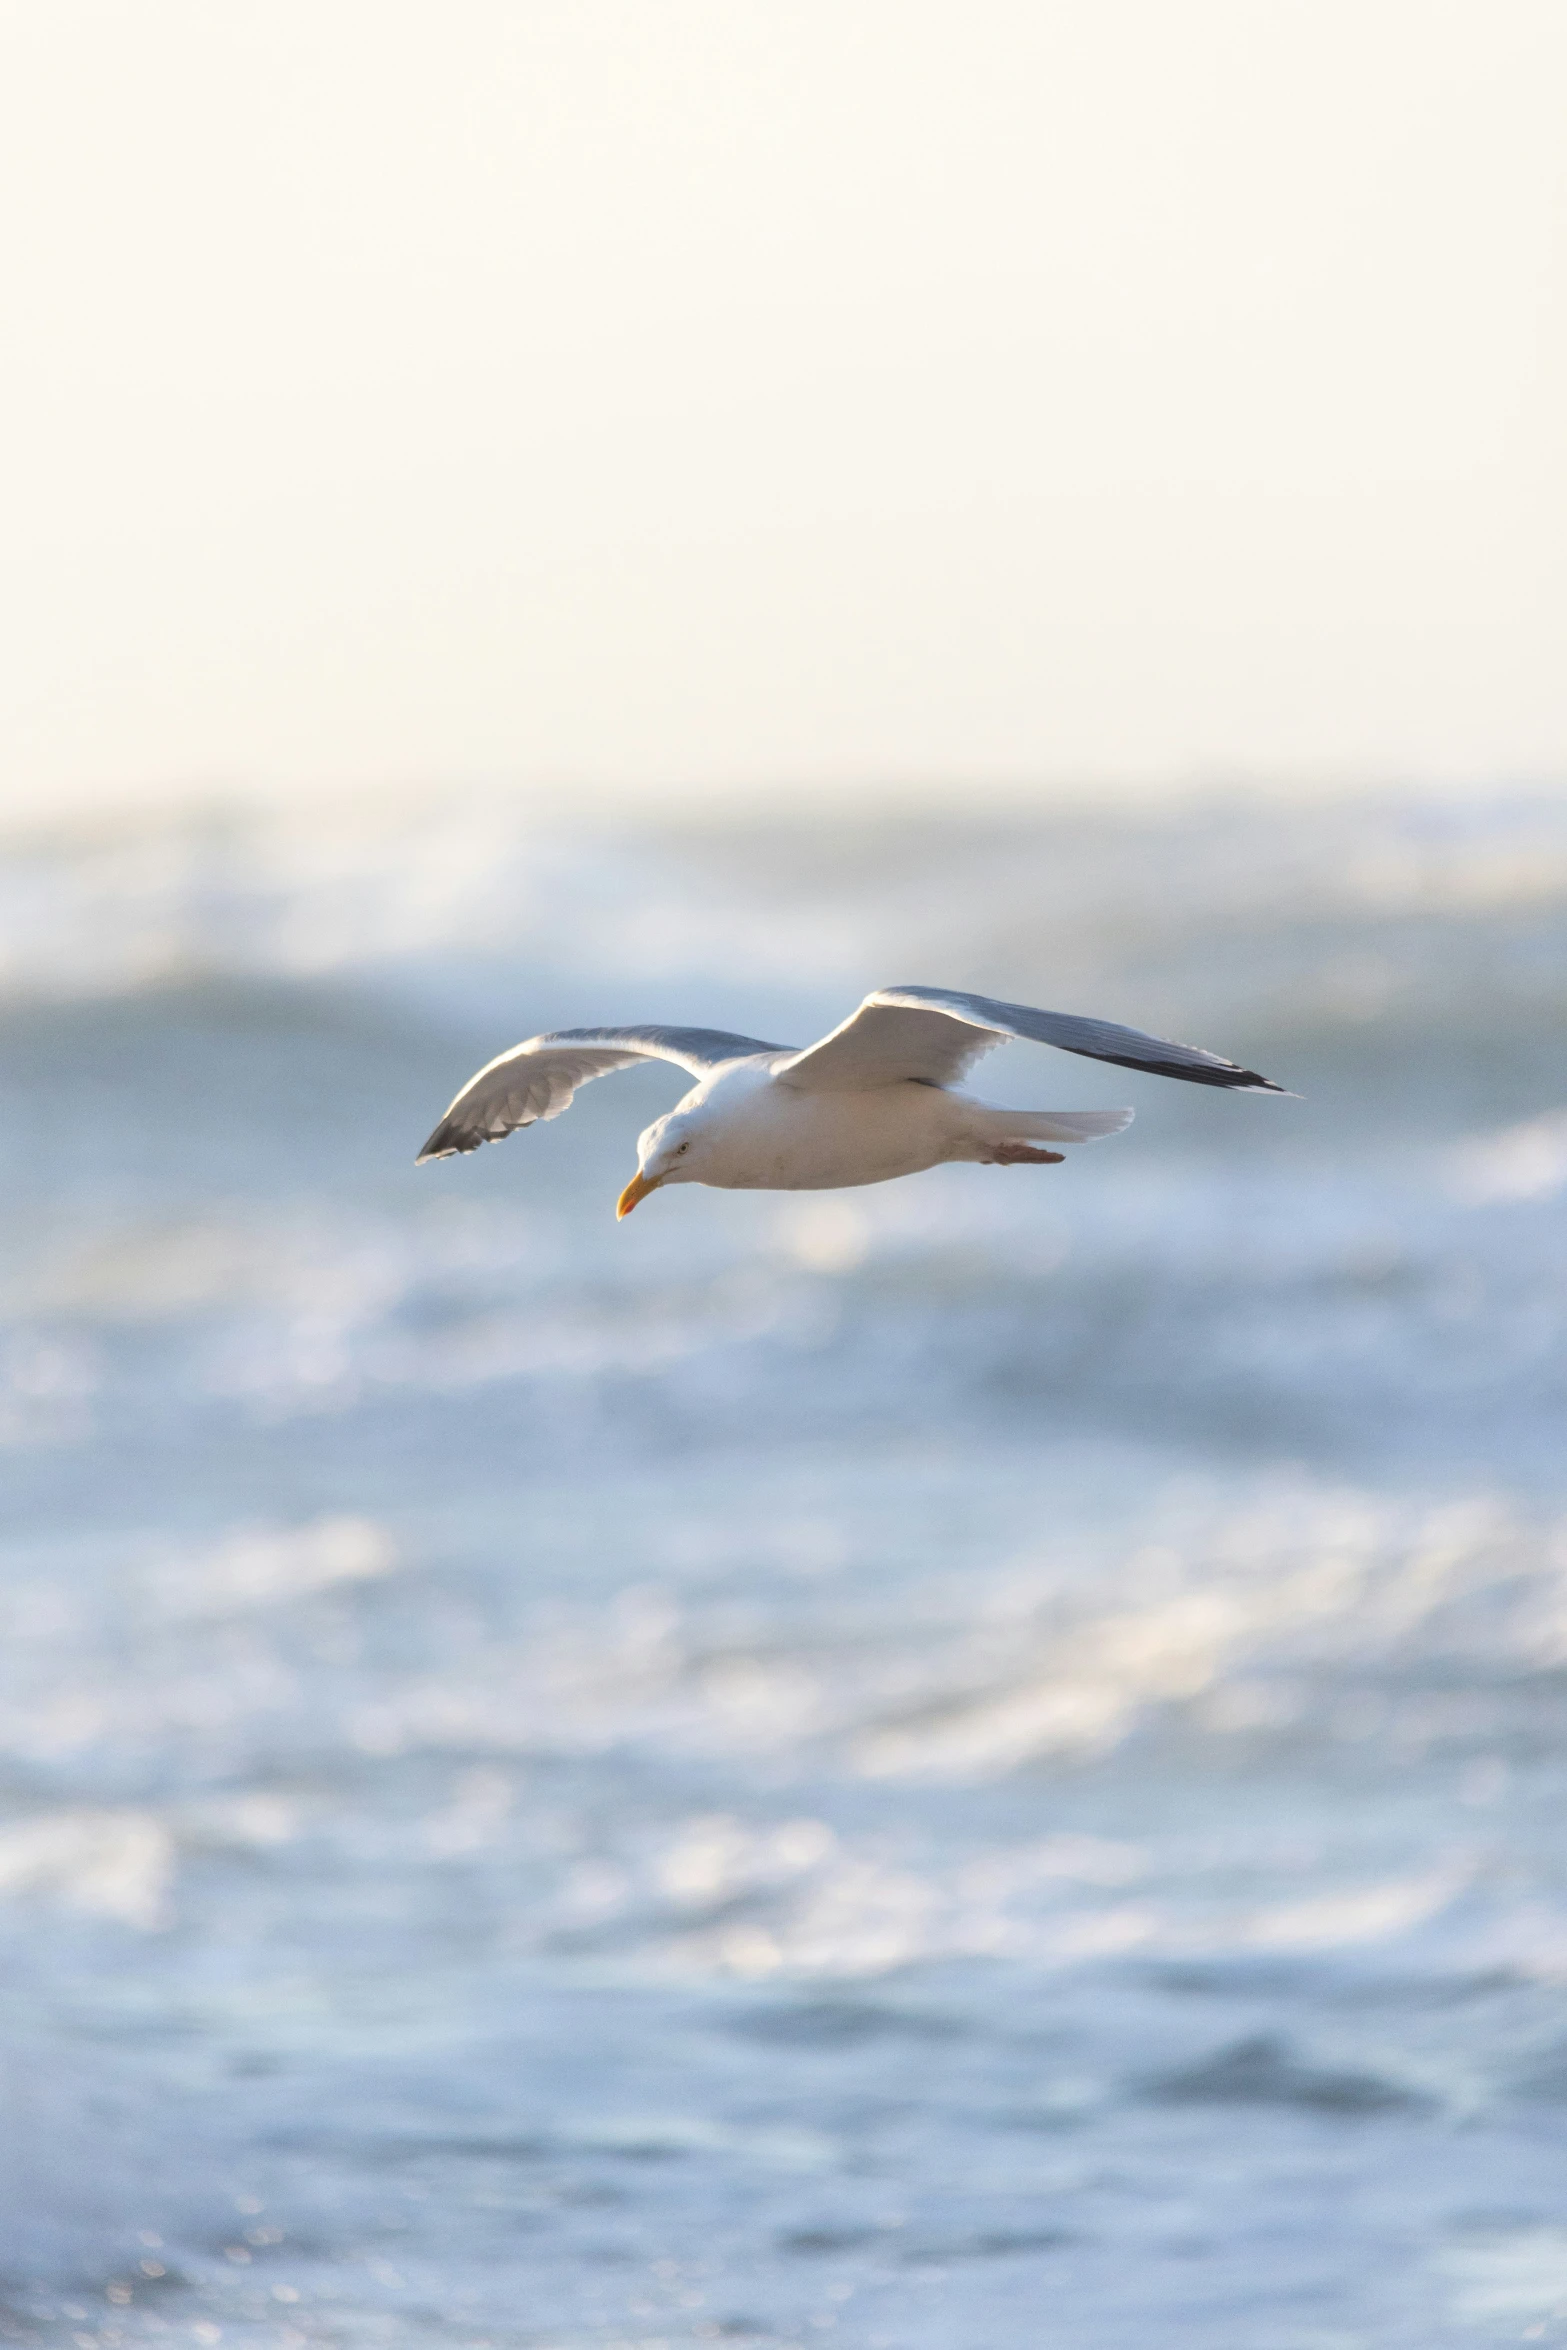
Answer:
[2,0,1564,821]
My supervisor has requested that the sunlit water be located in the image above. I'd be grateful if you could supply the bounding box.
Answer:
[2,788,1566,2349]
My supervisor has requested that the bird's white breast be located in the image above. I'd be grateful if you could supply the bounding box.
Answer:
[696,1067,956,1191]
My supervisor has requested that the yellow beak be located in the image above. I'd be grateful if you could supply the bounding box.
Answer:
[616,1168,662,1219]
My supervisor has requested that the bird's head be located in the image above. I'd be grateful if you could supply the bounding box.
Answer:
[616,1104,710,1217]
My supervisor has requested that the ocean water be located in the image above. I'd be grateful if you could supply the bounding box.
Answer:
[1,785,1565,2350]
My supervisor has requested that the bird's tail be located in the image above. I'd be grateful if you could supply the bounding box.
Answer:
[971,1107,1134,1147]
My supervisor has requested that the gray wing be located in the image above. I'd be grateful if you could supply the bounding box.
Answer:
[417,1024,785,1162]
[774,986,1287,1094]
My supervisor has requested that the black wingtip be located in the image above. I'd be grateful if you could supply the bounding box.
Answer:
[1092,1052,1292,1093]
[415,1123,472,1164]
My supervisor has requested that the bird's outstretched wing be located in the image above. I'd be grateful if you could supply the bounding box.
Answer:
[417,1025,784,1161]
[774,986,1287,1094]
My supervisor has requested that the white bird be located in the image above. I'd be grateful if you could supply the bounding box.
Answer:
[416,985,1286,1216]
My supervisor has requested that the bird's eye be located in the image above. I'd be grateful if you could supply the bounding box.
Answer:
[676,1141,689,1155]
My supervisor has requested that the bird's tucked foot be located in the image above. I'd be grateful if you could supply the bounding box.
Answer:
[981,1142,1065,1165]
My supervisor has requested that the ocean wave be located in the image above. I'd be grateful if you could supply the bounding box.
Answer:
[5,782,1567,2343]
[2,785,1564,1041]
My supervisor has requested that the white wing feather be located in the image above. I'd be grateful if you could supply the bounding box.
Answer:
[774,986,1285,1094]
[417,1024,782,1161]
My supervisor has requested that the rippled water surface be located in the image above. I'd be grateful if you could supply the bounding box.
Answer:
[2,788,1566,2348]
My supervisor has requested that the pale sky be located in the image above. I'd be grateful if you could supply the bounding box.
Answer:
[2,0,1564,819]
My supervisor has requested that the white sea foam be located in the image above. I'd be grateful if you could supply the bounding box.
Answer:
[1452,1108,1567,1204]
[0,1810,174,1929]
[144,1516,395,1621]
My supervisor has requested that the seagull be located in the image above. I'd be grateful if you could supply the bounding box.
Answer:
[416,985,1286,1216]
